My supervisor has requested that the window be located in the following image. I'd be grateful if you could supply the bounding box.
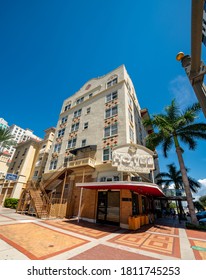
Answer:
[67,138,77,149]
[113,176,120,181]
[105,105,118,118]
[76,96,84,104]
[89,93,93,98]
[104,123,118,137]
[49,159,58,170]
[106,91,118,102]
[126,81,131,93]
[15,151,20,159]
[74,109,82,118]
[64,104,71,111]
[57,128,65,137]
[128,110,133,123]
[107,77,117,88]
[132,193,139,215]
[71,122,79,132]
[10,161,16,171]
[17,159,23,169]
[86,107,91,114]
[129,126,134,142]
[128,96,132,107]
[54,143,61,153]
[100,176,119,182]
[81,139,86,147]
[22,148,28,156]
[61,116,68,124]
[34,170,38,177]
[83,122,88,129]
[103,148,112,161]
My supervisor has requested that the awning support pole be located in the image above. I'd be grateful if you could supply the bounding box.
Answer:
[58,170,67,217]
[151,171,155,183]
[77,187,83,223]
[77,169,85,223]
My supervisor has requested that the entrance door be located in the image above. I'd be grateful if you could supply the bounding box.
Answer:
[97,191,120,225]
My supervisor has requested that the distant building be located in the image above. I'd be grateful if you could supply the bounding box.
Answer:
[0,118,8,130]
[0,127,55,204]
[0,151,10,179]
[0,118,42,160]
[6,125,42,159]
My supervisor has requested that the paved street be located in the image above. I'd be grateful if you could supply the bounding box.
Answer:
[0,206,206,260]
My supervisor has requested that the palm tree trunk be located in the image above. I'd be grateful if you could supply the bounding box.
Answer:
[175,146,198,225]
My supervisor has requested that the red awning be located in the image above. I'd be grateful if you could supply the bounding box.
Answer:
[76,181,165,197]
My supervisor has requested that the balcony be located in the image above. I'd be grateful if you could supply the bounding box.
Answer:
[66,157,96,168]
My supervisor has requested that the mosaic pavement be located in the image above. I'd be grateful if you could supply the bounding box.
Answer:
[44,219,120,239]
[0,208,206,260]
[0,222,87,259]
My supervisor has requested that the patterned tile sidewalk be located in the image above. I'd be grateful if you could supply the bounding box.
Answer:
[0,207,206,260]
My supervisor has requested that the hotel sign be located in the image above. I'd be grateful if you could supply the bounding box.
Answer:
[112,144,155,174]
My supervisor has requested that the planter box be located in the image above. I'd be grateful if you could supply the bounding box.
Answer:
[128,216,140,230]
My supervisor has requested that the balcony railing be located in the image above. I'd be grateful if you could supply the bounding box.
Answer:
[66,157,96,168]
[163,189,186,198]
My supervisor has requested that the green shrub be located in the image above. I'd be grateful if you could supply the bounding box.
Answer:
[4,198,19,209]
[186,222,206,231]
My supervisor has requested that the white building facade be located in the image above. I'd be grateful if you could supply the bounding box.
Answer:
[40,65,164,228]
[45,65,150,173]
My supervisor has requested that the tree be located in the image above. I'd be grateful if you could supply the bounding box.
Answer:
[156,163,201,218]
[199,195,206,208]
[0,127,16,151]
[193,201,205,212]
[143,100,206,225]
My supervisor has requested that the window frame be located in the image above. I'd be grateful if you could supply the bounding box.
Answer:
[104,123,118,138]
[49,159,58,170]
[74,109,82,118]
[64,104,71,111]
[81,139,86,147]
[105,105,118,119]
[67,138,77,149]
[106,91,118,103]
[76,96,84,105]
[103,147,112,161]
[71,122,80,132]
[57,128,65,137]
[83,122,89,129]
[61,116,68,124]
[54,143,61,153]
[107,77,118,88]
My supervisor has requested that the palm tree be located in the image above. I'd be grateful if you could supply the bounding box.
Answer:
[156,163,201,219]
[0,127,16,151]
[143,100,206,225]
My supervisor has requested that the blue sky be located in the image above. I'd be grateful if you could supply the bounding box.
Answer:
[0,1,206,197]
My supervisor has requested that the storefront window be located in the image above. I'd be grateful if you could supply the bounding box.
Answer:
[142,196,147,214]
[132,192,139,216]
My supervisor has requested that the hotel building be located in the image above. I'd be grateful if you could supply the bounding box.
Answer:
[18,65,165,228]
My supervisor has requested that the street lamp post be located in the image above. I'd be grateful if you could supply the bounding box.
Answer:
[176,0,206,117]
[176,52,206,117]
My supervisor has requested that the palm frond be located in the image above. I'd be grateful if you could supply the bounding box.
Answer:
[178,134,197,150]
[162,136,173,157]
[165,99,180,121]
